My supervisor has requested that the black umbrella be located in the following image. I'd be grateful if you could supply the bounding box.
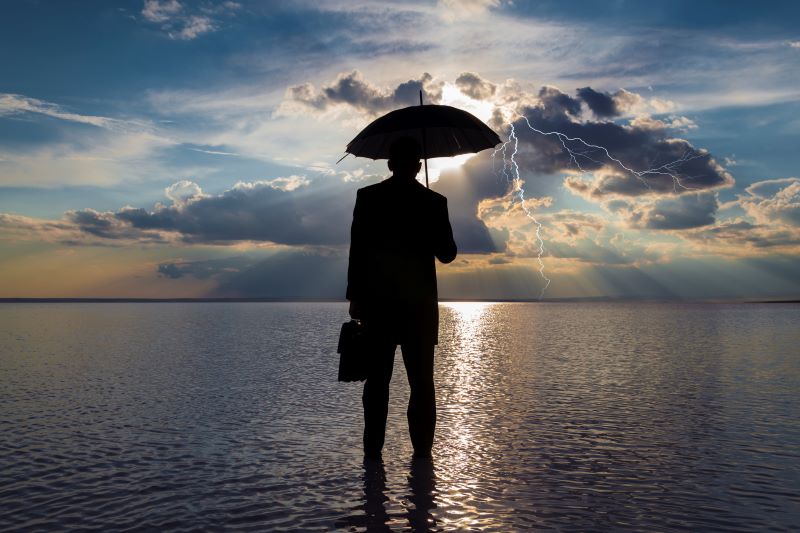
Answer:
[342,91,501,187]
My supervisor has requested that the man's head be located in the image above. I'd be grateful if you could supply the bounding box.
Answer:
[388,137,422,179]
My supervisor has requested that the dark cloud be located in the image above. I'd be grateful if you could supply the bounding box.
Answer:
[536,86,582,118]
[515,86,732,196]
[112,179,357,245]
[158,263,183,279]
[455,72,496,100]
[286,71,443,115]
[434,154,512,253]
[576,87,618,118]
[65,208,166,242]
[636,192,718,230]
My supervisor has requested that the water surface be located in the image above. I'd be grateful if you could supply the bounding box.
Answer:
[1,302,799,531]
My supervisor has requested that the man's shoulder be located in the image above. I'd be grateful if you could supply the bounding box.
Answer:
[357,179,447,205]
[356,182,384,197]
[424,188,447,203]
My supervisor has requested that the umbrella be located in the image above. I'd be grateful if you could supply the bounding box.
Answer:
[342,91,502,188]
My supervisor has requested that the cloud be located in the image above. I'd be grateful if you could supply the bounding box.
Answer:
[631,192,718,230]
[142,0,181,22]
[66,209,169,242]
[175,15,215,40]
[509,86,732,198]
[678,178,800,253]
[0,131,172,187]
[283,72,736,255]
[141,0,226,40]
[0,213,80,243]
[438,0,500,20]
[110,178,352,245]
[455,72,497,100]
[165,179,204,204]
[433,154,512,253]
[1,93,119,129]
[281,70,444,117]
[738,177,800,226]
[687,220,800,252]
[628,114,697,132]
[0,92,173,187]
[576,87,620,118]
[0,174,354,247]
[0,211,165,246]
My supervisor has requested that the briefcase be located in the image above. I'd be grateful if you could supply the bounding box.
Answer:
[337,320,368,382]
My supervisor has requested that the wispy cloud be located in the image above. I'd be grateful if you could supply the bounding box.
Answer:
[0,93,171,187]
[140,0,238,40]
[1,93,116,128]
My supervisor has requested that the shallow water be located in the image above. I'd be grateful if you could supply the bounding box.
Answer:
[1,302,799,531]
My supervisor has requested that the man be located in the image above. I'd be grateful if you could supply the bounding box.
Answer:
[347,136,457,460]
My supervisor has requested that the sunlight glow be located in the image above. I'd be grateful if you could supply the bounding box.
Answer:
[444,301,494,324]
[418,84,495,184]
[439,83,494,123]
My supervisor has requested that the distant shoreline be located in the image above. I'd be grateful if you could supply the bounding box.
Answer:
[1,298,798,304]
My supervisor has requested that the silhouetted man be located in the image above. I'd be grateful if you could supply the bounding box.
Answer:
[347,137,457,460]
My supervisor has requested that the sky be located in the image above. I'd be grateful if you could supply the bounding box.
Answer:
[1,0,799,300]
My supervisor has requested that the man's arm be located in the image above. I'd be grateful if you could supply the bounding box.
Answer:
[434,197,457,264]
[346,189,366,318]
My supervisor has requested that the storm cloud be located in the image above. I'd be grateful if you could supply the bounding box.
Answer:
[512,86,733,197]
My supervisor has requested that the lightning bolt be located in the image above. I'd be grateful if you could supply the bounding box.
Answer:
[493,122,550,300]
[492,112,712,300]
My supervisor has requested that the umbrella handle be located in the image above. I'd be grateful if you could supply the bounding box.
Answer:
[419,90,429,188]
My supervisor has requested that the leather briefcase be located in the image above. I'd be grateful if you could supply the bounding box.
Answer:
[337,320,368,382]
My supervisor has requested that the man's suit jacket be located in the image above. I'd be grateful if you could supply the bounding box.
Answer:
[346,176,457,345]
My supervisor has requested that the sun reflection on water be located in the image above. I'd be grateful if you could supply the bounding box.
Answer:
[434,301,512,530]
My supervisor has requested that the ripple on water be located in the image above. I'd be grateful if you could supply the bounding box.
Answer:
[1,302,799,531]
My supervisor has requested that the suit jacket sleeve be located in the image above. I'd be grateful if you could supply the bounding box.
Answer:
[346,189,366,301]
[434,197,457,264]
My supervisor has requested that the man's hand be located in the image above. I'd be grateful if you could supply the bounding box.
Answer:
[349,300,363,319]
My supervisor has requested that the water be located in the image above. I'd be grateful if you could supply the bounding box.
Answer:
[1,302,799,531]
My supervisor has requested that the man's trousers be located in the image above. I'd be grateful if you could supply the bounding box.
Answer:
[362,341,436,457]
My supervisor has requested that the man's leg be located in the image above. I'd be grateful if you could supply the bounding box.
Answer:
[401,342,436,457]
[362,342,396,459]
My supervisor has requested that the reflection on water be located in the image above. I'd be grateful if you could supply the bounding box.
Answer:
[1,302,799,531]
[337,458,437,532]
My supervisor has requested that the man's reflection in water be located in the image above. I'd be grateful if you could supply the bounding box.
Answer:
[362,459,391,532]
[406,458,438,532]
[345,458,438,532]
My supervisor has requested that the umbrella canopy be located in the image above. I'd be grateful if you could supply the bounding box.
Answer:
[345,104,502,161]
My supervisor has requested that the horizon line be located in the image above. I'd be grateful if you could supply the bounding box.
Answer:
[0,297,798,304]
